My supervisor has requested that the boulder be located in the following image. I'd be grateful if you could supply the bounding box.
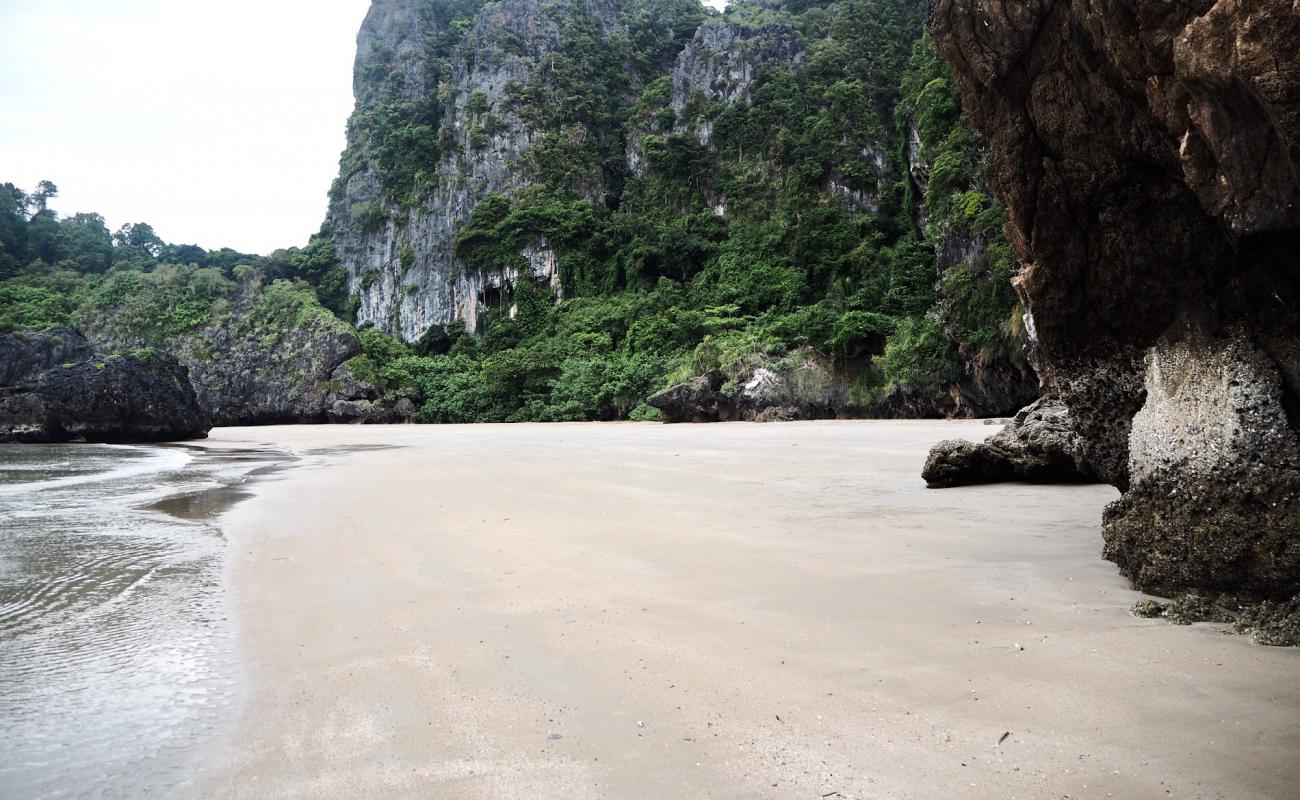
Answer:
[923,398,1095,488]
[647,376,735,424]
[0,330,211,443]
[647,349,849,423]
[327,398,418,424]
[82,283,363,426]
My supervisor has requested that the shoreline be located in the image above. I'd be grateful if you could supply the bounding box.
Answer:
[146,441,300,800]
[147,443,297,521]
[200,421,1299,799]
[0,440,293,799]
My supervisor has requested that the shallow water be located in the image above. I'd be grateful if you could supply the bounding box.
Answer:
[0,443,285,799]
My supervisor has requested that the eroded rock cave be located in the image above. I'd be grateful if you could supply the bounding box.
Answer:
[930,0,1300,599]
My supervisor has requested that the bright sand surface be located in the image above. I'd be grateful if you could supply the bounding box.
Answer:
[198,421,1299,799]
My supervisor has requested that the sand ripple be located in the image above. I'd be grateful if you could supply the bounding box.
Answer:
[0,444,280,799]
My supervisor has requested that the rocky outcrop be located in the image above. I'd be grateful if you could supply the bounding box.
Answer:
[320,361,419,424]
[922,398,1093,487]
[648,348,858,423]
[900,69,1039,420]
[932,1,1300,599]
[331,0,627,341]
[646,377,735,424]
[653,342,1036,424]
[669,22,804,148]
[83,283,365,426]
[0,330,210,443]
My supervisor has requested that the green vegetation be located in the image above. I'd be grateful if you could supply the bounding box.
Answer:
[0,180,347,348]
[3,0,1029,425]
[327,0,1026,421]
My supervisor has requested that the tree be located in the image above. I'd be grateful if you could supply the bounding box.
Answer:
[0,184,29,278]
[59,212,114,273]
[31,180,58,214]
[26,210,64,266]
[113,222,164,265]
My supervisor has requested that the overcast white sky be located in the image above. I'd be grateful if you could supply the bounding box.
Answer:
[0,0,372,255]
[0,0,724,255]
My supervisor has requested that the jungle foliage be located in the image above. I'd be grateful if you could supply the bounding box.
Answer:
[326,0,1028,422]
[0,180,346,346]
[2,0,1029,424]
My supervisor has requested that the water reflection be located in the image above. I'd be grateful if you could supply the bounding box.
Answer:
[0,444,286,799]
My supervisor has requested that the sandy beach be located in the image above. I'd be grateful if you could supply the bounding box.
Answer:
[198,421,1299,799]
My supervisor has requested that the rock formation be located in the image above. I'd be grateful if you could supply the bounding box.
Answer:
[648,348,854,423]
[931,0,1300,599]
[669,22,804,150]
[82,282,376,426]
[330,0,627,340]
[0,329,210,443]
[922,398,1093,487]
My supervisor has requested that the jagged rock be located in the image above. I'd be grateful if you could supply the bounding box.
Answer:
[653,342,1033,424]
[330,0,622,340]
[0,330,210,443]
[871,358,1037,420]
[391,396,418,421]
[327,400,376,423]
[326,394,418,424]
[901,65,1039,419]
[1233,597,1300,648]
[922,398,1094,487]
[82,283,362,426]
[932,0,1300,599]
[325,362,376,404]
[670,21,804,147]
[648,348,852,423]
[646,376,734,424]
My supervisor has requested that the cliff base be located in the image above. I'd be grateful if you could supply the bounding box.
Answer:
[0,330,211,443]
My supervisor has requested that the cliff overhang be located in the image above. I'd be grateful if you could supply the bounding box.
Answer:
[928,0,1300,602]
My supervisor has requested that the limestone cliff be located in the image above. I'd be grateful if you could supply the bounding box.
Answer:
[931,0,1300,600]
[318,0,1041,424]
[330,0,640,340]
[669,22,804,150]
[903,115,1038,418]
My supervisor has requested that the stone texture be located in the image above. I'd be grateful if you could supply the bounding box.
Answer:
[922,398,1094,488]
[82,284,364,426]
[0,330,210,443]
[646,376,735,424]
[902,94,1039,419]
[648,348,855,423]
[931,0,1300,598]
[669,22,804,148]
[329,0,620,341]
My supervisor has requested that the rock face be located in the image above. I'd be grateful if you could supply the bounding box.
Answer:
[320,362,419,425]
[922,398,1093,488]
[83,283,367,426]
[0,330,210,443]
[931,1,1300,598]
[669,22,804,148]
[899,66,1040,420]
[648,348,857,423]
[330,0,626,341]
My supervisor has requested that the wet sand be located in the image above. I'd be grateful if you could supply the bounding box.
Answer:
[199,422,1299,799]
[0,443,288,798]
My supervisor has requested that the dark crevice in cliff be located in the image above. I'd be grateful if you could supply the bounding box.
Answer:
[930,0,1300,612]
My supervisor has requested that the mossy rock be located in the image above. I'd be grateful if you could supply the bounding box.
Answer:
[1233,597,1300,647]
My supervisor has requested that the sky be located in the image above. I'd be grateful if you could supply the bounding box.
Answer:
[0,0,726,256]
[0,0,373,255]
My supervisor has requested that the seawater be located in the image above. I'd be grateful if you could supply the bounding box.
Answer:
[0,443,284,799]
